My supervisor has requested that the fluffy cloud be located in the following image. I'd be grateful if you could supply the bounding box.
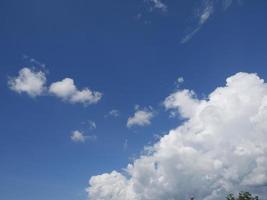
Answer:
[164,89,200,119]
[127,107,154,128]
[71,130,96,143]
[8,67,46,97]
[9,68,103,106]
[49,78,102,105]
[87,72,267,200]
[71,130,87,142]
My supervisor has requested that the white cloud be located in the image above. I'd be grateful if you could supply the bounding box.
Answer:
[177,76,184,84]
[9,68,102,106]
[199,1,214,25]
[71,130,87,142]
[23,55,47,68]
[127,107,154,128]
[106,109,120,118]
[49,78,76,98]
[181,0,214,44]
[49,78,102,105]
[87,72,267,200]
[181,26,202,44]
[175,76,185,89]
[145,0,167,12]
[8,67,46,97]
[71,130,96,143]
[181,0,242,43]
[164,89,200,119]
[88,120,96,129]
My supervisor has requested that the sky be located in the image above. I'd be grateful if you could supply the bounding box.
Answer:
[1,0,267,200]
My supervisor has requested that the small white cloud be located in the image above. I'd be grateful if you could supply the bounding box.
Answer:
[49,78,102,105]
[127,107,154,128]
[49,78,76,98]
[106,109,120,118]
[175,76,185,88]
[9,68,102,107]
[88,120,96,129]
[8,67,47,97]
[110,109,120,117]
[145,0,167,12]
[71,130,87,142]
[71,89,102,104]
[71,130,96,143]
[177,77,184,84]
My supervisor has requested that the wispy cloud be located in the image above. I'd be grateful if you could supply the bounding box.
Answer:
[222,0,233,10]
[88,120,96,130]
[181,0,214,44]
[123,139,128,150]
[145,0,167,12]
[105,109,120,118]
[181,0,242,43]
[22,54,47,69]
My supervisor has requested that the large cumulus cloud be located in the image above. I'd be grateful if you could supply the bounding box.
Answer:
[87,72,267,200]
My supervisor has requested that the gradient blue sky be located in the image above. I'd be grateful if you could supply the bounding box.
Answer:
[1,0,267,200]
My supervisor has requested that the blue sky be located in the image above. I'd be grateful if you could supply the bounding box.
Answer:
[1,1,267,200]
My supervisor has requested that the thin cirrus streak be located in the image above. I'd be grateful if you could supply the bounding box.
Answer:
[181,0,243,43]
